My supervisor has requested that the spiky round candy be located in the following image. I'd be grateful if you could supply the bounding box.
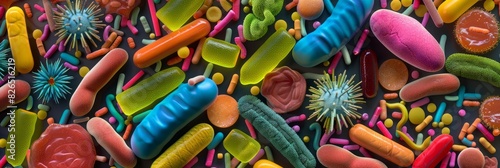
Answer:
[306,71,365,133]
[54,0,105,51]
[33,59,73,104]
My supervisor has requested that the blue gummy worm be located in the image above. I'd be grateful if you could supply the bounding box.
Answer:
[207,132,224,150]
[433,102,447,123]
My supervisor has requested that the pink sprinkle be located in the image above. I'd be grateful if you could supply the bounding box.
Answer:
[205,149,215,167]
[237,25,246,42]
[285,114,306,123]
[428,129,435,136]
[109,117,116,124]
[320,131,333,146]
[0,6,5,20]
[231,157,240,167]
[181,48,194,71]
[127,20,139,35]
[245,119,257,139]
[34,4,45,13]
[343,145,360,151]
[44,44,58,59]
[380,0,387,8]
[38,13,47,22]
[361,113,369,120]
[368,107,381,128]
[359,147,372,157]
[0,155,6,167]
[439,152,451,168]
[148,0,161,37]
[63,62,78,71]
[402,126,408,133]
[103,25,112,41]
[105,14,114,23]
[413,0,420,9]
[411,97,430,108]
[184,157,198,168]
[209,10,235,37]
[292,125,300,132]
[313,21,321,29]
[353,29,370,55]
[329,138,349,145]
[392,112,402,119]
[411,70,419,79]
[422,12,429,27]
[404,132,414,141]
[120,16,127,27]
[235,37,247,59]
[458,109,466,117]
[327,52,342,74]
[122,70,145,90]
[477,123,495,142]
[232,0,240,21]
[249,149,265,165]
[422,0,443,28]
[377,121,392,139]
[449,152,456,167]
[40,24,50,41]
[58,39,65,52]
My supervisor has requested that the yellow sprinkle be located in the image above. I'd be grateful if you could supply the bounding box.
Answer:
[149,33,156,39]
[432,122,438,128]
[414,5,427,17]
[438,122,444,128]
[442,127,450,134]
[243,6,251,13]
[391,0,402,11]
[291,12,301,21]
[484,0,495,11]
[75,50,82,58]
[32,29,42,39]
[401,0,412,7]
[427,103,437,113]
[409,107,425,125]
[207,6,223,22]
[303,136,310,143]
[384,118,394,128]
[38,110,47,120]
[250,86,260,96]
[323,61,330,66]
[217,153,224,159]
[441,113,453,125]
[274,19,287,31]
[0,138,6,148]
[177,46,190,59]
[212,72,224,85]
[79,66,90,78]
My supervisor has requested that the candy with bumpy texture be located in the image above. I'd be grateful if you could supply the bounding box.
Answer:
[480,96,500,129]
[153,123,214,167]
[457,148,485,168]
[445,53,500,87]
[317,144,387,168]
[0,80,30,112]
[223,129,261,163]
[371,9,445,72]
[413,134,453,168]
[261,66,306,113]
[243,0,284,41]
[70,48,128,116]
[238,95,316,168]
[116,67,185,116]
[240,29,295,85]
[29,124,96,168]
[202,38,240,68]
[157,0,205,31]
[96,0,141,19]
[87,117,136,168]
[349,124,414,167]
[437,0,478,23]
[131,78,217,159]
[6,6,34,74]
[292,0,373,67]
[6,109,37,166]
[399,73,460,102]
[454,9,498,54]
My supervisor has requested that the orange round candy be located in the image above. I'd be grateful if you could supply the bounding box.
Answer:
[480,96,500,129]
[207,94,239,128]
[455,9,499,54]
[378,59,408,91]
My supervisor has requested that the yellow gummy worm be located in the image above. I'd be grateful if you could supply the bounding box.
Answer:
[397,130,431,151]
[386,101,408,135]
[6,6,34,74]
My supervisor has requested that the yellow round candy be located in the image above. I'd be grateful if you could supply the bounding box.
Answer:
[177,47,190,59]
[409,107,425,125]
[442,127,450,134]
[243,6,251,13]
[438,122,444,128]
[38,110,47,120]
[432,122,438,128]
[149,33,156,39]
[0,138,6,148]
[217,153,224,159]
[275,19,287,31]
[391,0,402,11]
[415,5,428,17]
[75,50,82,58]
[250,86,260,95]
[427,103,437,113]
[207,6,222,22]
[401,0,412,7]
[323,61,330,66]
[441,113,453,125]
[303,136,310,143]
[384,118,394,128]
[291,12,301,21]
[32,29,42,39]
[212,72,224,85]
[79,66,90,77]
[484,0,495,11]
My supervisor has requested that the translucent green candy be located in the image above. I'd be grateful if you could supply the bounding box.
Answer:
[223,129,261,163]
[202,37,240,68]
[156,0,205,31]
[6,109,38,166]
[116,67,185,116]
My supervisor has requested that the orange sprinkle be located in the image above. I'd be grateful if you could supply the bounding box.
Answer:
[383,93,399,100]
[391,112,402,119]
[285,0,298,10]
[47,117,54,125]
[459,122,469,140]
[380,100,388,120]
[110,36,123,50]
[493,129,500,136]
[102,32,117,48]
[467,118,482,133]
[463,100,481,107]
[86,48,110,60]
[468,26,490,34]
[167,56,183,66]
[36,38,46,57]
[24,3,32,18]
[227,74,239,95]
[127,37,135,49]
[95,107,109,117]
[191,37,206,64]
[294,19,301,40]
[122,123,133,140]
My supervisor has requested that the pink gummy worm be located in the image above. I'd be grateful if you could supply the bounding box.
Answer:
[232,0,240,21]
[368,107,382,128]
[184,157,198,168]
[104,25,112,41]
[122,70,145,91]
[245,119,257,139]
[237,25,246,42]
[449,152,456,167]
[343,145,360,151]
[353,29,370,55]
[376,121,392,139]
[249,149,265,165]
[58,39,65,52]
[320,131,334,146]
[235,37,247,59]
[359,147,372,158]
[205,149,215,167]
[329,138,349,145]
[34,4,45,13]
[327,52,342,74]
[38,13,47,22]
[40,24,50,41]
[64,62,78,71]
[181,48,194,71]
[477,123,495,142]
[44,44,58,59]
[148,0,161,37]
[209,10,235,37]
[410,97,430,108]
[285,114,306,123]
[127,20,139,35]
[439,152,451,168]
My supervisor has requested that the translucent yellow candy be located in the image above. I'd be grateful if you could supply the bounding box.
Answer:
[156,0,205,31]
[441,113,453,125]
[250,86,260,95]
[7,109,37,166]
[415,5,428,17]
[391,0,402,11]
[212,72,224,85]
[223,129,261,163]
[202,38,240,68]
[178,46,190,59]
[427,103,437,113]
[409,107,425,125]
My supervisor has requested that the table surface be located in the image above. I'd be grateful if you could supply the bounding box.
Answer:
[2,0,500,167]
